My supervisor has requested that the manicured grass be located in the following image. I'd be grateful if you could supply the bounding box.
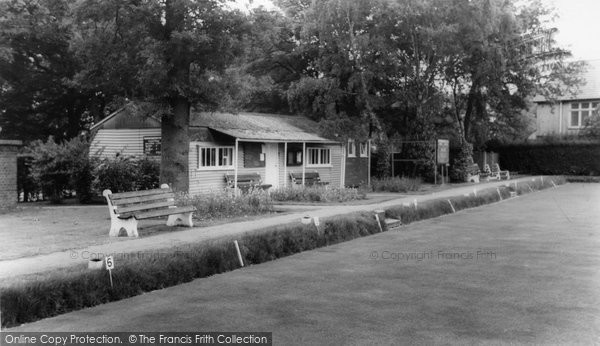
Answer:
[1,213,383,328]
[1,176,566,328]
[9,182,598,344]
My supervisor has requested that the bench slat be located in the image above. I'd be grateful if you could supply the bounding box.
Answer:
[111,192,175,205]
[110,187,171,200]
[120,205,196,220]
[117,200,175,214]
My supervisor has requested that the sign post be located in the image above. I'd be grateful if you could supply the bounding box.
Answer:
[105,256,114,288]
[436,139,450,184]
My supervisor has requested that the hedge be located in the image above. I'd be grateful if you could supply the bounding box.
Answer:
[491,143,600,176]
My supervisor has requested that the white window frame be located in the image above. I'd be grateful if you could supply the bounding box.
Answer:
[306,147,331,167]
[359,142,368,157]
[197,145,234,170]
[569,101,598,129]
[347,140,356,157]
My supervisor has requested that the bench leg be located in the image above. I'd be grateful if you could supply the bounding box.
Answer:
[109,217,138,237]
[167,212,194,227]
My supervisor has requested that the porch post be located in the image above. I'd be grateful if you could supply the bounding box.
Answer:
[284,142,288,188]
[234,139,239,195]
[302,142,306,187]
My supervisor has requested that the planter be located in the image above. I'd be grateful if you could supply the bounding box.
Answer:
[301,216,312,225]
[88,258,104,270]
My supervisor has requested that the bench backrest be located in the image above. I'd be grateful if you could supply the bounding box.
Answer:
[225,173,262,187]
[103,184,175,216]
[290,172,322,184]
[491,163,502,173]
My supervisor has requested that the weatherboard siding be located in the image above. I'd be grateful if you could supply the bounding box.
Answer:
[90,129,161,158]
[188,142,344,194]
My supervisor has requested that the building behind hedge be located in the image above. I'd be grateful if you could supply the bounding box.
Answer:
[89,108,371,194]
[531,59,600,139]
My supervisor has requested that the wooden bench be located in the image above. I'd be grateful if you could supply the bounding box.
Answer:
[289,172,329,186]
[466,164,480,183]
[102,184,196,237]
[491,163,510,180]
[225,173,272,192]
[480,164,493,181]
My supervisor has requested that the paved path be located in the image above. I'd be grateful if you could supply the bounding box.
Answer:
[0,178,544,280]
[8,184,600,344]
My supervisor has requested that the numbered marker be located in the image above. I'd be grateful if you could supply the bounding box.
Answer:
[105,256,114,270]
[313,217,320,227]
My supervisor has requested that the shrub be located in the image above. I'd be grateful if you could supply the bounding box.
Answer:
[449,140,474,182]
[490,142,600,176]
[177,188,274,220]
[26,137,94,203]
[93,156,160,193]
[371,176,422,193]
[270,186,367,202]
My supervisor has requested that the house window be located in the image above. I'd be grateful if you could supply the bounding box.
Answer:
[307,147,331,166]
[287,150,303,166]
[198,146,234,169]
[359,142,368,157]
[347,140,356,157]
[570,101,598,128]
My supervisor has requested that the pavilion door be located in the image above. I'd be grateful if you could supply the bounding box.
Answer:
[264,143,279,189]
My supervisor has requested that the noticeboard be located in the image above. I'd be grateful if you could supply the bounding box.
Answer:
[143,137,161,156]
[437,139,449,164]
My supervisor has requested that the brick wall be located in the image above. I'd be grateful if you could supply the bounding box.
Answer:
[0,141,21,209]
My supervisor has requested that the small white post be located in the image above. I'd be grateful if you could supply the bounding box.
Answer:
[497,187,502,200]
[234,240,244,267]
[447,199,456,213]
[527,184,533,192]
[541,176,544,184]
[374,214,383,232]
[313,216,321,234]
[551,180,557,188]
[473,188,477,197]
[413,199,418,209]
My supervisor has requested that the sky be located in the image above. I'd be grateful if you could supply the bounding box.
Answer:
[551,0,600,61]
[233,0,600,61]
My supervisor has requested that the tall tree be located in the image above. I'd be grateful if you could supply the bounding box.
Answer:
[0,0,90,141]
[70,0,248,191]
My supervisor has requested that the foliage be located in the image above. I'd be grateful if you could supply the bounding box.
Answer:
[449,141,474,182]
[371,177,422,193]
[25,137,93,203]
[93,156,160,194]
[491,142,600,176]
[270,186,367,203]
[372,136,391,178]
[176,188,274,220]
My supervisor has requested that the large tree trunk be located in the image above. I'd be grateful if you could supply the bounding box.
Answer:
[160,0,190,193]
[160,96,189,192]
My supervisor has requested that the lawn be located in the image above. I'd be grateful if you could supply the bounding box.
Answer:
[9,184,600,344]
[0,204,284,261]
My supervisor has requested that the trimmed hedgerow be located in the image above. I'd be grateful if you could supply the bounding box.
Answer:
[0,213,383,328]
[490,142,600,176]
[386,176,566,225]
[1,176,566,328]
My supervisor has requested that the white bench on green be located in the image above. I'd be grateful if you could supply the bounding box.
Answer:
[102,184,196,237]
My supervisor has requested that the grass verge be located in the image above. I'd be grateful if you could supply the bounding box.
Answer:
[1,176,566,328]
